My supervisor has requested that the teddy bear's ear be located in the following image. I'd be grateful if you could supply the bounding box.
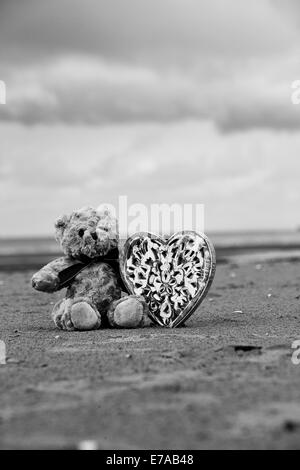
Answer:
[96,204,116,220]
[54,214,70,241]
[96,204,119,250]
[97,205,118,229]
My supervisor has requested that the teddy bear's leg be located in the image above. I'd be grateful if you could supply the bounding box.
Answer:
[52,298,101,331]
[107,295,152,328]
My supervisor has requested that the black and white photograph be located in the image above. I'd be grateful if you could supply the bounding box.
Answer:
[1,0,300,453]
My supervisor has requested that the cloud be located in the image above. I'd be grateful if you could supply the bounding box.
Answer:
[1,54,300,132]
[0,0,296,65]
[1,56,199,125]
[0,0,300,131]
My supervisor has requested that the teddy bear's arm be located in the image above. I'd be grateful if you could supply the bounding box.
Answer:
[31,257,86,293]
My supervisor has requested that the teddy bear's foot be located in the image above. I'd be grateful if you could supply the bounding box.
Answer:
[107,295,152,328]
[52,298,101,331]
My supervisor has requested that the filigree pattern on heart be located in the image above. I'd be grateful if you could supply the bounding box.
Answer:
[121,232,216,327]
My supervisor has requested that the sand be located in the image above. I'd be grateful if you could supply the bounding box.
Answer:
[1,258,300,449]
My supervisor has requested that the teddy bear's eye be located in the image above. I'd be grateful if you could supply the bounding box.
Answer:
[78,229,85,238]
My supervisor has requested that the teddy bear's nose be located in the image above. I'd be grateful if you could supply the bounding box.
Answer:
[78,229,85,238]
[91,232,98,241]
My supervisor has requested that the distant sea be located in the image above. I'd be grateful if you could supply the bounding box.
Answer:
[1,231,300,271]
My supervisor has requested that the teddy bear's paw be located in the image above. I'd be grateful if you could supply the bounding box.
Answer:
[70,300,101,330]
[52,298,101,331]
[107,295,152,328]
[52,299,75,331]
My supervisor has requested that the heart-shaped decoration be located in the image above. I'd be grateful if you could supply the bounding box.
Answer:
[120,231,216,328]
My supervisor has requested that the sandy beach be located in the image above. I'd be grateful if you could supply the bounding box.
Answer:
[1,251,300,450]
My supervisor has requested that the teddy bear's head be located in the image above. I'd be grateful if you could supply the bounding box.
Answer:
[55,206,118,259]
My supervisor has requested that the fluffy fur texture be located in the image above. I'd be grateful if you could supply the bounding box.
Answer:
[32,206,151,331]
[55,206,118,259]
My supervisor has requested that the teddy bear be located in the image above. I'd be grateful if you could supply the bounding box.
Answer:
[31,206,151,331]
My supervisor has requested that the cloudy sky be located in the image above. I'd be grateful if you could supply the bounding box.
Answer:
[1,0,300,236]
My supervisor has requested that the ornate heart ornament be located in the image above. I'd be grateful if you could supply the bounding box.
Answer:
[120,231,216,328]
